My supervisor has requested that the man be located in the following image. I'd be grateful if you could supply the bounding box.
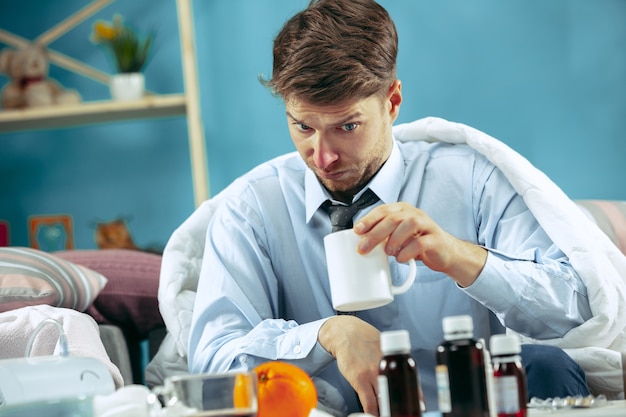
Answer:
[188,0,593,414]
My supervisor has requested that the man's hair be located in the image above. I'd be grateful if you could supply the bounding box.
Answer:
[261,0,398,105]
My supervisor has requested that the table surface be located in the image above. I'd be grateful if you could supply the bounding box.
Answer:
[528,399,626,416]
[421,400,626,417]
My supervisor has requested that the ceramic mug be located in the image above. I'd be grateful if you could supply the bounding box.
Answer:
[324,229,416,312]
[149,371,257,417]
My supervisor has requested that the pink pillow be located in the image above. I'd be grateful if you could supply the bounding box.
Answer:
[54,249,164,338]
[0,247,107,312]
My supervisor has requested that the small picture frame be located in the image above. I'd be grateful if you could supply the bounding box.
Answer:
[28,214,74,251]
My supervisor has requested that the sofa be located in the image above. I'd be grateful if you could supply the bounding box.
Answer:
[575,200,626,255]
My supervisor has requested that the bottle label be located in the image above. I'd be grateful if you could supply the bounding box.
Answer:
[435,364,452,413]
[494,375,520,413]
[377,375,391,417]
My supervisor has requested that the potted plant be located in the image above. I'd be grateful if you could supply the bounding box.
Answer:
[91,15,153,101]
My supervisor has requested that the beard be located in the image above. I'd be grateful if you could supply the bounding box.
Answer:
[313,155,386,201]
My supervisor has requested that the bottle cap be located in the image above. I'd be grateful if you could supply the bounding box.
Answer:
[442,315,473,336]
[380,330,411,355]
[490,334,521,356]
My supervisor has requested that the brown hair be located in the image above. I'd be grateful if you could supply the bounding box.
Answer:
[260,0,398,105]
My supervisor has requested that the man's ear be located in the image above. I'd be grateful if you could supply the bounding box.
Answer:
[387,79,402,122]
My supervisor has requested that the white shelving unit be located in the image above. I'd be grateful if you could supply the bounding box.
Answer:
[0,0,210,206]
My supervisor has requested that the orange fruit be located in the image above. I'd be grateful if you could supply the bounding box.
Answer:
[254,361,318,417]
[233,372,253,408]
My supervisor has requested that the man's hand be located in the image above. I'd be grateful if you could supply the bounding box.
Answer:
[354,202,488,287]
[318,315,382,415]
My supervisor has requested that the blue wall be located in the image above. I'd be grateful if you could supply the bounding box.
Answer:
[1,0,625,250]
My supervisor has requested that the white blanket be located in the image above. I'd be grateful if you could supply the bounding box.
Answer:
[147,116,626,396]
[0,304,124,388]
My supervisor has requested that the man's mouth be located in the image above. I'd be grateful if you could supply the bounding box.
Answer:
[318,170,347,181]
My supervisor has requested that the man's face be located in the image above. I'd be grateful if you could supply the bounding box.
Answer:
[286,81,402,202]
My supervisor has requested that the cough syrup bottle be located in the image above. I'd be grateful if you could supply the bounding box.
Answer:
[436,315,490,417]
[377,330,422,417]
[490,334,528,417]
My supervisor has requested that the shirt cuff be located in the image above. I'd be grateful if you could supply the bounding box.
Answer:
[277,318,333,359]
[462,249,529,312]
[278,317,336,375]
[238,317,335,375]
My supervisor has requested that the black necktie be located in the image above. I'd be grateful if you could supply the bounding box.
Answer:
[324,188,380,232]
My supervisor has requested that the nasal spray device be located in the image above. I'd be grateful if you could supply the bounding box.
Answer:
[0,318,115,412]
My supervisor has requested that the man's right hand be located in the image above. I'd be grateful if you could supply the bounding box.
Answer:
[318,315,382,416]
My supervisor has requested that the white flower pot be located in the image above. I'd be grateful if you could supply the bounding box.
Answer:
[110,72,145,101]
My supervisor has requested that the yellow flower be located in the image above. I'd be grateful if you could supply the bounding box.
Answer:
[90,14,153,73]
[93,21,115,41]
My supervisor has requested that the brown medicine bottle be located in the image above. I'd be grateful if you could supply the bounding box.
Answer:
[490,334,528,417]
[436,315,490,417]
[377,330,422,417]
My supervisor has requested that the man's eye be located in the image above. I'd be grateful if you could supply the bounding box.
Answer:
[341,123,358,132]
[297,123,311,131]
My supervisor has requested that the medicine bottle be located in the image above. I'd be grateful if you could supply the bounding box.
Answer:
[436,315,490,417]
[490,334,527,417]
[377,330,422,417]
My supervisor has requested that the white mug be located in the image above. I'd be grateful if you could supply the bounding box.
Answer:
[324,229,416,312]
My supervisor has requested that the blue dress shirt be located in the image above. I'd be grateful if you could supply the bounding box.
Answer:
[188,139,591,413]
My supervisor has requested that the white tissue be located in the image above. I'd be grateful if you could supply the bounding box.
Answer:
[93,385,152,417]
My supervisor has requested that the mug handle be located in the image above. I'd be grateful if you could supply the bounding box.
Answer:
[390,258,416,295]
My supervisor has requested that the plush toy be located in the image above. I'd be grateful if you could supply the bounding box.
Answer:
[0,44,81,110]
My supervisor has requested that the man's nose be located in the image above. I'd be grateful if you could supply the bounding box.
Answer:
[312,134,339,170]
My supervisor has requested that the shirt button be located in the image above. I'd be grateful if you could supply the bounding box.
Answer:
[294,345,302,354]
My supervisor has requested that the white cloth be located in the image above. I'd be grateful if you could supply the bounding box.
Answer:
[147,116,626,396]
[0,304,124,388]
[93,384,153,417]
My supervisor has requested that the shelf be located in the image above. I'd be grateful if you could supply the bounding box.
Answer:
[0,94,187,133]
[0,0,209,205]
